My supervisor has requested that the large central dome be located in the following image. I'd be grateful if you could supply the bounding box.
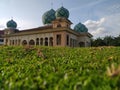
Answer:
[6,19,17,29]
[55,6,69,19]
[42,9,56,25]
[74,23,88,32]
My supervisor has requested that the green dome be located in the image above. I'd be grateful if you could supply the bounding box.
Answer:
[74,23,88,32]
[7,19,17,28]
[55,6,69,18]
[42,9,56,25]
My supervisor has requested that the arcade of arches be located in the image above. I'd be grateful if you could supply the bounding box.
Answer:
[9,37,53,46]
[5,32,90,47]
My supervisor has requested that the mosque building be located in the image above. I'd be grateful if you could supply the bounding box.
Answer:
[3,6,92,47]
[0,30,4,45]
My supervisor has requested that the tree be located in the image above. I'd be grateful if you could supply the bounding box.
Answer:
[103,36,114,46]
[91,35,120,47]
[91,38,106,47]
[114,35,120,46]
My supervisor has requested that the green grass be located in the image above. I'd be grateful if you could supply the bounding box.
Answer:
[0,46,120,90]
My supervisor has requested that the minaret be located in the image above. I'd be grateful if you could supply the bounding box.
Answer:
[52,6,72,28]
[4,19,18,35]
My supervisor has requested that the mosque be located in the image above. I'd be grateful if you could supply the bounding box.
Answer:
[0,31,4,45]
[3,6,92,47]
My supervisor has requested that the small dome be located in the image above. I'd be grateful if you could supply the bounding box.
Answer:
[74,23,88,32]
[7,19,17,28]
[42,9,56,25]
[55,6,69,19]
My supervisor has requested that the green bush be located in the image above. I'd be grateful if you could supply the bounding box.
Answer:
[0,46,120,90]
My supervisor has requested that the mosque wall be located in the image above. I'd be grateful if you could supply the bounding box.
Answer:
[77,35,91,47]
[65,32,78,47]
[4,30,92,47]
[3,6,92,47]
[5,33,54,46]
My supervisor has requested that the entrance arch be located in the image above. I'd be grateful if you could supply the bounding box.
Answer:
[36,38,39,45]
[22,40,27,45]
[49,37,53,46]
[79,42,85,47]
[29,39,35,45]
[45,37,48,46]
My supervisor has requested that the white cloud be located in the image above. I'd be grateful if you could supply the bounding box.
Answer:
[84,18,105,28]
[84,13,120,38]
[92,27,106,35]
[84,18,106,38]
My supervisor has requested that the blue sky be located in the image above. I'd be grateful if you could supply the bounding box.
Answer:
[0,0,120,38]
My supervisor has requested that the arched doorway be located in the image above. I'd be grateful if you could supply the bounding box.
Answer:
[36,38,39,45]
[22,40,27,45]
[79,42,85,47]
[57,24,61,27]
[49,37,53,46]
[12,40,14,45]
[45,37,48,46]
[29,39,35,45]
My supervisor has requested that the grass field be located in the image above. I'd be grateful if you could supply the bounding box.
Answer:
[0,46,120,90]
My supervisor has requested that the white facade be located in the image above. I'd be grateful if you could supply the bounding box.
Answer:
[3,18,92,47]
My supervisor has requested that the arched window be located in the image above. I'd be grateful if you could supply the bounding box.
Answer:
[67,24,69,28]
[12,40,14,45]
[66,35,69,46]
[45,37,48,46]
[36,38,39,45]
[22,40,27,45]
[56,34,61,45]
[57,24,61,27]
[79,42,85,47]
[29,39,35,45]
[49,37,53,46]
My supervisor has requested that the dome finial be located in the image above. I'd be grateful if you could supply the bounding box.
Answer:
[51,2,53,9]
[61,3,63,7]
[11,17,13,20]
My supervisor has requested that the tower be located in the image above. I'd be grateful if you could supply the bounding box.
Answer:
[4,19,18,45]
[4,19,18,35]
[52,6,72,28]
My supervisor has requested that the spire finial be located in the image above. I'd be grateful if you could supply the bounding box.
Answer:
[51,2,53,9]
[62,3,63,7]
[11,17,13,20]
